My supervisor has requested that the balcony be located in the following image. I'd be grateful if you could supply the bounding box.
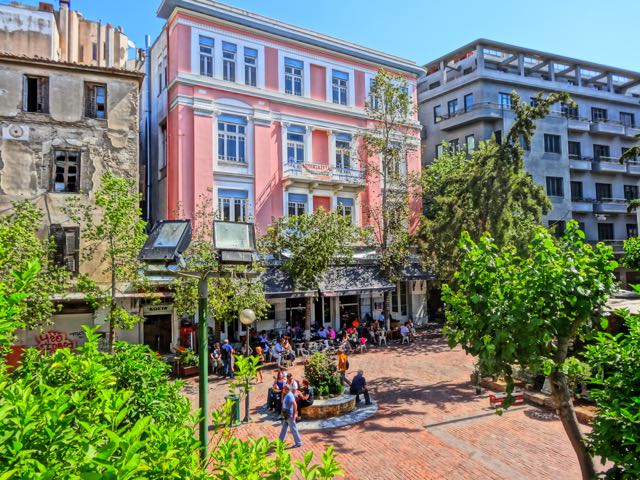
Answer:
[588,240,625,255]
[436,102,506,131]
[590,120,625,136]
[627,161,640,175]
[623,125,640,138]
[593,198,629,214]
[565,116,590,132]
[282,162,365,189]
[571,198,594,213]
[592,157,627,173]
[569,155,593,171]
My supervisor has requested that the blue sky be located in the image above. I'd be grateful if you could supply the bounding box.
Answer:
[16,0,640,71]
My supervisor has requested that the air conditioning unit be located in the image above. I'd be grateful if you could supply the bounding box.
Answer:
[2,124,29,141]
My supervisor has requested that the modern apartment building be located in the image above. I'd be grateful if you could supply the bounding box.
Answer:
[0,1,144,351]
[142,0,430,341]
[418,39,640,284]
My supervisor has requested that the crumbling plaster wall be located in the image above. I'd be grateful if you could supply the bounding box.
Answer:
[0,61,140,285]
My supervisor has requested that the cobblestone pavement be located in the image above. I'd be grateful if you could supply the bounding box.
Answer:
[181,333,589,480]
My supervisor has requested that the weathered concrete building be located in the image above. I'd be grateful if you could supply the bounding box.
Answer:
[418,39,640,285]
[0,1,145,351]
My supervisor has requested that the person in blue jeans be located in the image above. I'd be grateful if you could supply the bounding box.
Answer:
[350,370,371,405]
[278,384,302,448]
[221,339,235,378]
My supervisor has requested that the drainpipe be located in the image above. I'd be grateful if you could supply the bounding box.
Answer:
[145,34,152,222]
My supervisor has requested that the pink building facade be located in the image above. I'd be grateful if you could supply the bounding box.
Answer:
[145,0,431,339]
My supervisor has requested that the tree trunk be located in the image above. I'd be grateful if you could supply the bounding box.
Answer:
[549,370,595,480]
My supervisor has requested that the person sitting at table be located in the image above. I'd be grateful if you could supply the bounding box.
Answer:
[327,326,336,342]
[317,326,327,340]
[407,319,417,341]
[400,322,411,342]
[282,337,296,362]
[295,379,314,420]
[272,339,284,367]
[258,330,270,351]
[268,370,285,413]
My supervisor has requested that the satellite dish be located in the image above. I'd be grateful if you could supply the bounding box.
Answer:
[127,40,136,49]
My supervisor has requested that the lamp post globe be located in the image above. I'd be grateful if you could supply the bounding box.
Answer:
[239,308,256,326]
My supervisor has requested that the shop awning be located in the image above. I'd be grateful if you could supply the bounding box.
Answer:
[260,267,316,299]
[320,266,395,297]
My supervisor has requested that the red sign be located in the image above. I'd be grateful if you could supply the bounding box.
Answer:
[35,330,76,354]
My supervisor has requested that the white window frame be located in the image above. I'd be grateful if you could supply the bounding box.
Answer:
[199,35,214,77]
[335,138,352,170]
[286,129,305,164]
[244,47,257,87]
[218,121,246,163]
[218,195,248,222]
[222,41,237,82]
[284,59,304,96]
[332,70,349,105]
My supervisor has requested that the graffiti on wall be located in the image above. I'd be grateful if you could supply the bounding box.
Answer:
[35,330,76,354]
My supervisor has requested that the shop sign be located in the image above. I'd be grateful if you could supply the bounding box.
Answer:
[36,330,75,354]
[143,303,173,316]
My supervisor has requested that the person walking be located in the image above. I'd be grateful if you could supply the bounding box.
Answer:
[337,349,350,386]
[221,339,235,378]
[278,384,302,448]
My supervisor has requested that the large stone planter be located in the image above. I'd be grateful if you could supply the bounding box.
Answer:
[300,393,356,420]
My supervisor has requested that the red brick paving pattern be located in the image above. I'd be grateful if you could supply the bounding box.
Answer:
[181,334,586,479]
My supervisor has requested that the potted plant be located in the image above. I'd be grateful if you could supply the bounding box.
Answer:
[304,352,343,399]
[177,349,199,377]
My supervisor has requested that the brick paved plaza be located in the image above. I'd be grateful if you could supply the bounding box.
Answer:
[182,333,589,479]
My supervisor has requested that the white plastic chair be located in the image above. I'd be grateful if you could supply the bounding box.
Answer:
[378,330,387,346]
[401,332,410,344]
[356,341,367,354]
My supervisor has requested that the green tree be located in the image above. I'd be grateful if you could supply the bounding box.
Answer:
[443,222,617,479]
[585,308,640,478]
[0,201,69,328]
[65,172,147,353]
[171,196,269,333]
[361,69,419,324]
[419,92,573,283]
[260,209,362,291]
[619,133,640,164]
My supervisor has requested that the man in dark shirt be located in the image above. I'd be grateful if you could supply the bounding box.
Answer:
[296,379,314,420]
[350,370,371,405]
[221,339,234,378]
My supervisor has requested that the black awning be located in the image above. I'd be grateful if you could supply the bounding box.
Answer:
[320,265,395,297]
[402,262,436,280]
[260,267,315,299]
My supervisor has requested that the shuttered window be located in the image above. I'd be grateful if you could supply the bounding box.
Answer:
[84,83,107,119]
[23,75,49,113]
[50,225,80,275]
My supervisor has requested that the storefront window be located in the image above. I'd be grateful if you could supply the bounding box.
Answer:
[391,282,408,316]
[339,295,360,330]
[285,298,306,329]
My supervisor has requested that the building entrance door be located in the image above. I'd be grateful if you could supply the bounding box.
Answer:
[143,314,172,353]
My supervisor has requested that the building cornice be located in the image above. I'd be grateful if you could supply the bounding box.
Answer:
[0,53,145,85]
[158,1,423,76]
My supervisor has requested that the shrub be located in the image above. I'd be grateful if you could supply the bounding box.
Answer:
[178,348,199,367]
[304,352,342,397]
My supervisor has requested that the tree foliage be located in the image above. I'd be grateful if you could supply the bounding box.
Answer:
[585,308,640,479]
[65,172,148,352]
[419,91,572,282]
[260,209,362,291]
[0,201,69,329]
[443,222,617,479]
[361,69,418,282]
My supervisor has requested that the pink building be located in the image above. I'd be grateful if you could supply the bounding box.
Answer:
[144,0,431,340]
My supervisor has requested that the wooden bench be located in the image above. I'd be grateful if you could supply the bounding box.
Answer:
[488,391,525,408]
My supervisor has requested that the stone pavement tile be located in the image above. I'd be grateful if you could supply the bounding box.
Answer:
[182,334,588,479]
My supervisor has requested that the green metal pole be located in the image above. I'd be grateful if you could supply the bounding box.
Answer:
[243,330,251,422]
[198,276,209,461]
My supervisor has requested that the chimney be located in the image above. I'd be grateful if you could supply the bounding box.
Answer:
[38,3,54,12]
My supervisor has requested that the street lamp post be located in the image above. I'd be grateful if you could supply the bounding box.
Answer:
[139,219,257,461]
[239,308,256,423]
